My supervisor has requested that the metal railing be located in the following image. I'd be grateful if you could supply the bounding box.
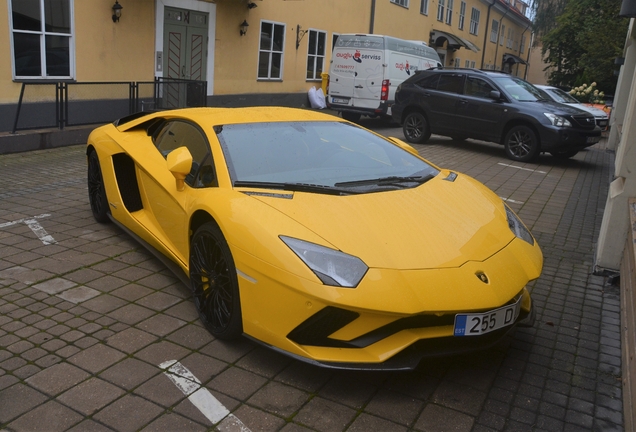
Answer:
[11,77,207,133]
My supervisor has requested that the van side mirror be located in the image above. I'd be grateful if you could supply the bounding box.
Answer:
[489,90,502,100]
[166,147,193,191]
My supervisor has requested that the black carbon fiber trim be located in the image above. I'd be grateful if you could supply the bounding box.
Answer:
[112,153,143,212]
[287,295,526,349]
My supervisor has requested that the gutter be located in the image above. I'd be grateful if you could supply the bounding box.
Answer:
[481,0,496,68]
[370,0,376,34]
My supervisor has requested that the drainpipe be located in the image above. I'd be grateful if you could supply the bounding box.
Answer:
[518,22,532,78]
[370,0,376,34]
[481,0,496,68]
[494,5,510,71]
[524,31,535,80]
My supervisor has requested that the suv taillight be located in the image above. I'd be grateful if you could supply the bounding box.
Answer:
[381,80,390,101]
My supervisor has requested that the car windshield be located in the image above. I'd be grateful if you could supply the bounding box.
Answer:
[216,121,439,192]
[493,76,545,102]
[544,87,580,104]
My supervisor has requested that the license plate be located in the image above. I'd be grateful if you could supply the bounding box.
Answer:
[598,121,608,127]
[587,136,601,144]
[332,97,349,104]
[454,297,521,336]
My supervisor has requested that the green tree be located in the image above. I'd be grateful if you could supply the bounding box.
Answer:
[535,0,628,94]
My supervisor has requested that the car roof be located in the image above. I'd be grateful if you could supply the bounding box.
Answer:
[115,107,341,132]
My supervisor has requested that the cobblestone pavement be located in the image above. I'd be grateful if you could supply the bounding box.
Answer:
[0,122,623,431]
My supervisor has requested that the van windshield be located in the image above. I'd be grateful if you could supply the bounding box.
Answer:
[335,35,384,49]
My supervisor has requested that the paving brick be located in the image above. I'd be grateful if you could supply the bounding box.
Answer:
[99,357,159,390]
[209,367,268,400]
[93,394,164,432]
[247,381,309,417]
[106,327,158,354]
[26,362,90,395]
[68,343,126,373]
[165,323,212,350]
[58,377,126,415]
[294,397,356,431]
[7,400,83,432]
[136,314,186,336]
[0,383,48,424]
[140,412,207,432]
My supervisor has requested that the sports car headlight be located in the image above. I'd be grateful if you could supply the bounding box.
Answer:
[505,205,534,245]
[280,236,368,288]
[544,113,572,127]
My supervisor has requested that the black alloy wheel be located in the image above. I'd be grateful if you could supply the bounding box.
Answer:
[189,222,242,340]
[504,125,539,162]
[87,151,110,223]
[403,111,431,144]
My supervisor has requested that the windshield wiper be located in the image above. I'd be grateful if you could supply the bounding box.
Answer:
[334,174,435,188]
[234,181,357,195]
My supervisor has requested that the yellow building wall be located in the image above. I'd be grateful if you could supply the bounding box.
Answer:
[75,0,155,81]
[526,41,552,85]
[213,0,370,95]
[0,3,17,104]
[0,0,155,105]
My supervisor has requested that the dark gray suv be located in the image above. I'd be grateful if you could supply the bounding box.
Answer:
[391,69,602,162]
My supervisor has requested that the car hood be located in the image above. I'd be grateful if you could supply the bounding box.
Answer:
[246,173,516,270]
[537,100,594,117]
[568,103,608,118]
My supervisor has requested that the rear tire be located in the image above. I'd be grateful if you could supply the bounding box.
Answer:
[342,112,361,122]
[87,151,110,223]
[504,125,539,162]
[403,112,431,144]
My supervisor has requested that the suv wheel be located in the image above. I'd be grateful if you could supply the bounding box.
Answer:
[403,112,431,144]
[504,125,539,162]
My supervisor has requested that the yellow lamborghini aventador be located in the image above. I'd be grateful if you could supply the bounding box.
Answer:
[87,107,542,370]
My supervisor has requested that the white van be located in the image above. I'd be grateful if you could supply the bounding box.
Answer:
[328,34,442,122]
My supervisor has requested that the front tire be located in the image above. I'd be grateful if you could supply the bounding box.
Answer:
[504,125,539,162]
[189,222,242,340]
[87,151,110,223]
[403,112,431,144]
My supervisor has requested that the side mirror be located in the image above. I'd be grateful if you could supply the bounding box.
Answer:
[166,147,193,191]
[489,90,502,100]
[387,136,420,156]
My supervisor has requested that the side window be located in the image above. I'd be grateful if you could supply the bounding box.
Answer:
[415,74,440,89]
[153,121,216,188]
[437,74,464,93]
[464,77,495,98]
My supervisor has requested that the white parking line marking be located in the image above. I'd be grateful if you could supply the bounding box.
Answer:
[500,197,525,205]
[498,163,547,174]
[159,360,251,431]
[0,214,56,245]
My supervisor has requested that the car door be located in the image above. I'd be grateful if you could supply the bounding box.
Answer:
[429,73,465,133]
[456,76,508,141]
[134,120,215,264]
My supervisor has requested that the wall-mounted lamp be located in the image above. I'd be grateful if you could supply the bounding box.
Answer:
[247,2,258,9]
[112,1,123,23]
[240,20,249,36]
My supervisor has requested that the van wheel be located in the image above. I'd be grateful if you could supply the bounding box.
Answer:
[342,112,361,122]
[403,112,431,144]
[504,125,539,162]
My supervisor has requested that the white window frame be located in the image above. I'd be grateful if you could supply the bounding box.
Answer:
[437,0,445,21]
[458,1,466,30]
[500,24,505,45]
[420,0,429,15]
[471,60,476,68]
[391,0,409,7]
[258,20,285,80]
[446,0,453,25]
[454,58,460,68]
[507,28,513,49]
[8,0,75,80]
[490,19,499,43]
[470,7,480,35]
[465,59,470,68]
[306,29,326,81]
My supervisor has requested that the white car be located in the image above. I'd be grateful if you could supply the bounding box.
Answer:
[535,85,609,130]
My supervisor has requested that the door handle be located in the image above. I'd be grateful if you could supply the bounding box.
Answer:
[355,85,364,89]
[181,65,186,78]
